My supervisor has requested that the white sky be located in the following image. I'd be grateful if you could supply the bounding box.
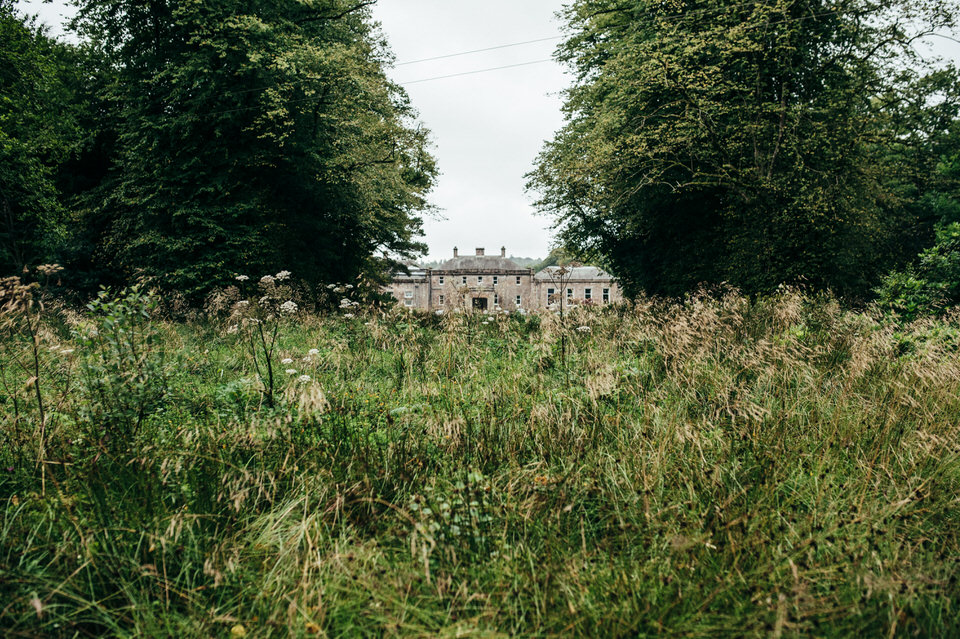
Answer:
[16,0,570,262]
[14,1,960,263]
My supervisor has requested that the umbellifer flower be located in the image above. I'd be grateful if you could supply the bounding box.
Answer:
[285,368,297,375]
[260,275,275,285]
[274,270,292,281]
[281,358,294,365]
[235,275,249,282]
[577,325,591,333]
[344,313,355,319]
[308,348,320,355]
[279,300,298,315]
[297,375,312,384]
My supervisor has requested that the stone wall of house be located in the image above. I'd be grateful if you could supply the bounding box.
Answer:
[386,248,624,311]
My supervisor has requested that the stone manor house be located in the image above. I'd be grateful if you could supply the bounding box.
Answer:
[386,247,622,312]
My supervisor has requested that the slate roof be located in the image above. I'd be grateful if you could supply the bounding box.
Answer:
[435,255,524,272]
[534,266,615,282]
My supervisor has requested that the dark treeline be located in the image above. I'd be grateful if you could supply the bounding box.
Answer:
[529,0,960,314]
[1,0,436,302]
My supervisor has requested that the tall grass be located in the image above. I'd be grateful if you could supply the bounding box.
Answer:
[1,286,959,637]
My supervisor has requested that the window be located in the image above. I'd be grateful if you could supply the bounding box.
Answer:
[493,276,499,285]
[516,276,521,285]
[404,299,413,307]
[438,294,445,305]
[603,288,610,302]
[478,276,483,284]
[547,288,555,298]
[567,288,573,299]
[461,276,467,285]
[494,294,499,305]
[404,291,413,299]
[438,276,444,285]
[515,295,522,307]
[585,288,592,300]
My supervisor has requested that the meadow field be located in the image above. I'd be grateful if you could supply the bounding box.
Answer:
[2,283,959,637]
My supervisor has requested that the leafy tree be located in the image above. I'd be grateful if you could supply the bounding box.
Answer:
[70,0,436,300]
[0,1,80,274]
[529,0,959,298]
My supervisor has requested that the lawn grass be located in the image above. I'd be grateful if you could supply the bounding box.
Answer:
[2,287,959,637]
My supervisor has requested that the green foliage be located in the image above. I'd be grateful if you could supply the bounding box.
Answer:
[2,293,960,636]
[529,0,960,299]
[877,222,960,318]
[75,286,168,449]
[64,0,436,300]
[0,2,80,273]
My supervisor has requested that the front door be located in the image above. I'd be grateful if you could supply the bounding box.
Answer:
[472,297,488,311]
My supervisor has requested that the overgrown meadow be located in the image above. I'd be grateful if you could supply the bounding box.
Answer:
[2,275,960,638]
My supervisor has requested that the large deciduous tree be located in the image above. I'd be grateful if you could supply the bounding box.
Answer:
[0,1,79,274]
[529,0,959,298]
[70,0,436,299]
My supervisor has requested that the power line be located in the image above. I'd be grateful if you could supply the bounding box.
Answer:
[191,4,928,120]
[395,36,562,67]
[401,59,554,85]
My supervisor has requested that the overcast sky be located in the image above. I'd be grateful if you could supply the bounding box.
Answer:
[13,1,960,262]
[16,0,570,261]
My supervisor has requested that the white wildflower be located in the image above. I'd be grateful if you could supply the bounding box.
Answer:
[339,298,353,308]
[258,295,271,307]
[279,300,298,315]
[281,358,294,365]
[577,325,592,333]
[285,369,297,375]
[297,375,312,384]
[260,275,275,285]
[345,284,354,289]
[274,270,291,281]
[344,313,355,319]
[326,284,336,289]
[235,275,249,282]
[334,286,346,294]
[60,349,75,355]
[308,348,320,356]
[236,300,249,308]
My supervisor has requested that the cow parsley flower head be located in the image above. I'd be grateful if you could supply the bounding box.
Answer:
[235,275,249,282]
[327,284,336,289]
[260,275,275,285]
[236,300,249,308]
[279,300,298,315]
[274,270,291,281]
[297,375,312,384]
[285,368,297,375]
[281,358,294,365]
[308,348,319,355]
[344,313,355,319]
[577,325,592,333]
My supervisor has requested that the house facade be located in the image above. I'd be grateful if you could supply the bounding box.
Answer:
[386,247,622,311]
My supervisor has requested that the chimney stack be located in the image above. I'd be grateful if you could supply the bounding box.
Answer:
[501,246,506,257]
[476,248,485,256]
[453,247,458,258]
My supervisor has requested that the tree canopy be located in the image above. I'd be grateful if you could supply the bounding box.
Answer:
[2,0,437,301]
[529,0,960,298]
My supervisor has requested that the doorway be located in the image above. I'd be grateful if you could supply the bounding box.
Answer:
[472,297,488,311]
